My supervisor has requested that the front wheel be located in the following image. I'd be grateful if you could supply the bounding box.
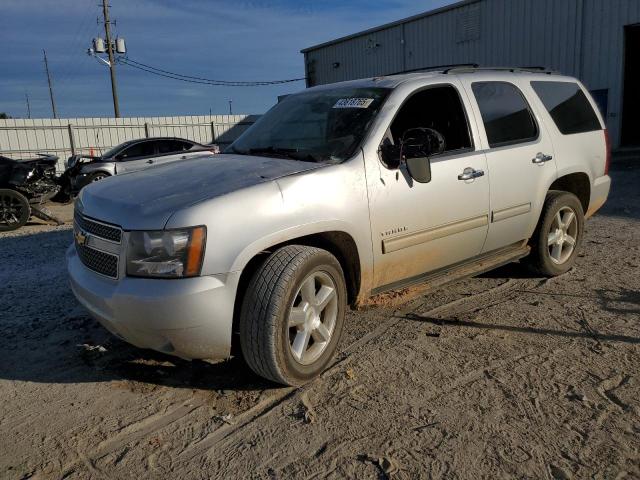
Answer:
[88,172,110,184]
[239,245,347,386]
[0,189,30,232]
[527,191,584,276]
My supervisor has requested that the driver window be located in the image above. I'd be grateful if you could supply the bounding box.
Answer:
[381,85,473,168]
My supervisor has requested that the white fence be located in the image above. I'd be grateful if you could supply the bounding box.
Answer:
[0,115,259,171]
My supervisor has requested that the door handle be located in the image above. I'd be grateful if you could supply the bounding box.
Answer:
[532,152,553,164]
[181,155,187,159]
[147,159,154,164]
[458,167,485,181]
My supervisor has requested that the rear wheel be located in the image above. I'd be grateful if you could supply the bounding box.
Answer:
[239,245,347,386]
[0,189,30,232]
[527,191,584,276]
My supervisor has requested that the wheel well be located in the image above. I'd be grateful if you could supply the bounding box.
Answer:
[230,231,361,355]
[549,173,590,213]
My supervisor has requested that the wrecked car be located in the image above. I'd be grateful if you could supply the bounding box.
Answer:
[0,154,63,231]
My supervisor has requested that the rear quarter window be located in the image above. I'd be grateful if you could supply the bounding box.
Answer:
[531,81,602,135]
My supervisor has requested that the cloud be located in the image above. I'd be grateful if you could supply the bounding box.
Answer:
[0,0,456,118]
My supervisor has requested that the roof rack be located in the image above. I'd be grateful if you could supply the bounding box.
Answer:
[387,63,480,76]
[444,65,559,75]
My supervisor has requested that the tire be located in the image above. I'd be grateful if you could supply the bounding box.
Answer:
[88,172,109,184]
[239,245,347,386]
[527,190,584,277]
[0,189,30,232]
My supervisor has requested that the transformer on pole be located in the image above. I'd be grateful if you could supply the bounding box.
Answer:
[87,0,126,118]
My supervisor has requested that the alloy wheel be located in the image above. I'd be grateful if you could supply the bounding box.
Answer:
[0,192,26,227]
[547,206,578,265]
[288,271,339,365]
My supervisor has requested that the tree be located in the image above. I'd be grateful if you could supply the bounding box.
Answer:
[0,113,10,119]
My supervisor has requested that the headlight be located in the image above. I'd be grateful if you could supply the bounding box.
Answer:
[126,226,206,278]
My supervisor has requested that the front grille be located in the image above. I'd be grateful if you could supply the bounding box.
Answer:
[74,213,122,243]
[76,243,119,278]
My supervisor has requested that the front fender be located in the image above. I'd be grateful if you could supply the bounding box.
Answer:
[229,219,362,272]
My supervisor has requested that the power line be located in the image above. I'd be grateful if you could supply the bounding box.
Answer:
[119,57,306,86]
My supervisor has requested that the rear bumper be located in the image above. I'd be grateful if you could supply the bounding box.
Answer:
[67,245,240,360]
[586,174,611,218]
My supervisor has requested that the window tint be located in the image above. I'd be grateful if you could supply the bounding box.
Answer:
[387,85,472,153]
[157,140,193,154]
[118,141,155,160]
[531,81,602,135]
[472,82,538,147]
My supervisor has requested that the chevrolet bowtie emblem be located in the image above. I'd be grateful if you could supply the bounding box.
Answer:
[75,229,88,246]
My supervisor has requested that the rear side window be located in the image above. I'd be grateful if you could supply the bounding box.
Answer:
[471,82,538,148]
[157,140,193,154]
[531,81,602,135]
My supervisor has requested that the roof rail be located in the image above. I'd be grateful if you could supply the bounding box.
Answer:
[387,63,480,76]
[444,65,559,75]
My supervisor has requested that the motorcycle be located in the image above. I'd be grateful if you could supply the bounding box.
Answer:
[0,154,64,231]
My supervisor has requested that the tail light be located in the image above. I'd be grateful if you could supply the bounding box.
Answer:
[604,129,611,175]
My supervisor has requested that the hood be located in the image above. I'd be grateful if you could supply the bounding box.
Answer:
[78,154,323,229]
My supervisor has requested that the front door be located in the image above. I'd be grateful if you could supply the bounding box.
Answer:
[461,79,557,253]
[114,140,159,174]
[364,82,490,291]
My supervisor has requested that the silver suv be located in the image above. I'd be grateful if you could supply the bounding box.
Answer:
[67,67,611,386]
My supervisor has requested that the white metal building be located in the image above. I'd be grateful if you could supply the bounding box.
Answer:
[301,0,640,149]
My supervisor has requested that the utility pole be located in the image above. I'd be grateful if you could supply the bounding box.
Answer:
[102,0,120,117]
[25,91,31,119]
[43,50,57,119]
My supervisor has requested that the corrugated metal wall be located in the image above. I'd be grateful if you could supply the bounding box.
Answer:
[303,0,640,147]
[0,115,258,171]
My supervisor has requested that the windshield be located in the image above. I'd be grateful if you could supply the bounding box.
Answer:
[227,86,390,163]
[101,143,129,159]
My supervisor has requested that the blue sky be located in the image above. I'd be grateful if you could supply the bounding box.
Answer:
[0,0,456,118]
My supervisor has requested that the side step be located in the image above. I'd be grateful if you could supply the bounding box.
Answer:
[368,242,530,302]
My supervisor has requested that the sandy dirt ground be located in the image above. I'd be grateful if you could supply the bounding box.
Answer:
[1,160,639,479]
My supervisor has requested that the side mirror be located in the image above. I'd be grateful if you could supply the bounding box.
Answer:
[400,128,445,184]
[405,156,432,184]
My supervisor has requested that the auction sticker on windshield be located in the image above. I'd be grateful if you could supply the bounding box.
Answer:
[333,98,375,109]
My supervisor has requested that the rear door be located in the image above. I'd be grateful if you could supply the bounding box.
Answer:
[114,140,159,174]
[153,139,200,166]
[461,77,557,253]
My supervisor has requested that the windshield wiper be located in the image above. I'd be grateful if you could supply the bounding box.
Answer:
[247,147,320,163]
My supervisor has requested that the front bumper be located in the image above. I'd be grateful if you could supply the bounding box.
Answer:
[67,245,240,360]
[71,172,93,192]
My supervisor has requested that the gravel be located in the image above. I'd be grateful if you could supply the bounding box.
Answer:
[0,160,638,479]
